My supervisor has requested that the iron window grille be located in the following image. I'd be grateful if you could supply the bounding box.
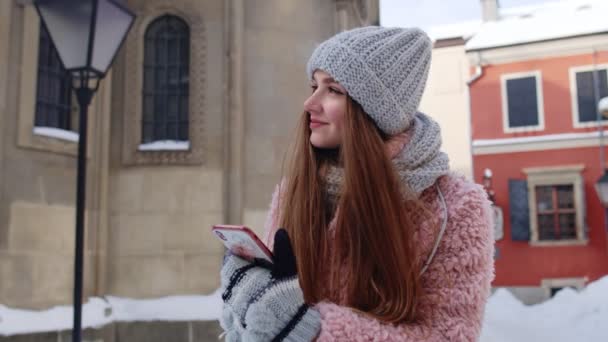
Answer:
[34,23,74,131]
[142,15,190,144]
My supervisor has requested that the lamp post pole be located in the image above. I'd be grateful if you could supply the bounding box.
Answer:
[73,83,94,342]
[32,1,135,340]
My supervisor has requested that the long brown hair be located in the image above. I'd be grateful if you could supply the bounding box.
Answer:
[279,97,426,324]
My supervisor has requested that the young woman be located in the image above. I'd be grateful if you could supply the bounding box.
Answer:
[219,26,495,341]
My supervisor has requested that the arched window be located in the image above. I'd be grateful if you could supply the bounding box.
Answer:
[142,15,190,143]
[35,23,74,131]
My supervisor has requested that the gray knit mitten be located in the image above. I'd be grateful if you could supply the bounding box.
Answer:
[219,229,321,342]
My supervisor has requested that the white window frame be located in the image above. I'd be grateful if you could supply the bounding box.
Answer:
[501,71,545,134]
[569,64,608,128]
[523,165,587,246]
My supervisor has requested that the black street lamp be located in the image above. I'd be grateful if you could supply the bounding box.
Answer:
[482,168,496,204]
[32,1,135,341]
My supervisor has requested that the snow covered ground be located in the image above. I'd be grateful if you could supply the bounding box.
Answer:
[0,290,222,336]
[480,276,608,342]
[1,277,607,340]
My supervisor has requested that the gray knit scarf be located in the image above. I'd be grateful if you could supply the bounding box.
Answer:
[324,112,450,205]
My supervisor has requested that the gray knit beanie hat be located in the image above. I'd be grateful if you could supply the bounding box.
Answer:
[306,26,432,135]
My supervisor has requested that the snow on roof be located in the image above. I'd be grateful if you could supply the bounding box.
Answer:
[427,20,482,42]
[466,0,608,51]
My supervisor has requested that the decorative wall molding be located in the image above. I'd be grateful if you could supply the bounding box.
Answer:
[466,34,608,66]
[472,130,608,155]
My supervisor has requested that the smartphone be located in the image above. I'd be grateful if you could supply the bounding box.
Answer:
[212,225,273,264]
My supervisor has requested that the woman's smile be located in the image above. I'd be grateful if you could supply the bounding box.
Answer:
[310,118,328,129]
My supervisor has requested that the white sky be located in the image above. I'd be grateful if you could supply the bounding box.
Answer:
[380,0,564,30]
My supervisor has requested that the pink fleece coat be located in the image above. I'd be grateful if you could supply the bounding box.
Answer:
[262,139,495,341]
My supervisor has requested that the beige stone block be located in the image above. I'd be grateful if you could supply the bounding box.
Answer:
[8,201,75,253]
[245,137,277,174]
[83,253,98,298]
[0,253,97,309]
[85,210,102,250]
[0,253,35,308]
[187,169,223,187]
[243,209,269,239]
[184,182,223,214]
[194,0,223,17]
[108,254,184,297]
[244,0,333,32]
[140,170,180,213]
[134,168,225,214]
[245,57,307,126]
[32,254,73,305]
[246,136,294,187]
[183,252,222,293]
[40,164,78,205]
[110,171,144,213]
[109,214,167,255]
[244,173,278,209]
[245,29,300,63]
[139,169,223,214]
[162,213,224,254]
[0,0,10,111]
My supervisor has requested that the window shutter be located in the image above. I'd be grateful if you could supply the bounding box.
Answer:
[509,179,530,241]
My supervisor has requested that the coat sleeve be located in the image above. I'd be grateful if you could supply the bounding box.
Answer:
[314,181,495,342]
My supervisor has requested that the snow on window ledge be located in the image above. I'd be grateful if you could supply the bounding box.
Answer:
[33,126,79,143]
[138,140,190,151]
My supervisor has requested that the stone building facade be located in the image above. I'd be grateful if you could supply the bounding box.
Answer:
[0,0,379,310]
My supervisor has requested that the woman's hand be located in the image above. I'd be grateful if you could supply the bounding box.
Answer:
[219,229,321,342]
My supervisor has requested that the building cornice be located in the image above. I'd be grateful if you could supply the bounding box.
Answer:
[466,34,608,65]
[473,130,608,155]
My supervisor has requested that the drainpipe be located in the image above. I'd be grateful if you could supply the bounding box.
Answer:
[466,52,485,181]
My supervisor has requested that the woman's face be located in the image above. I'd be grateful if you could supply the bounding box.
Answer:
[304,70,348,149]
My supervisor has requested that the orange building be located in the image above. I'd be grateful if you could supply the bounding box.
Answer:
[466,0,608,303]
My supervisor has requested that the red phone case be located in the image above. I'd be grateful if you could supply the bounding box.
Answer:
[212,225,273,263]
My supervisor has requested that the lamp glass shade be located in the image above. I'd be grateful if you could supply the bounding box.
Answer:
[35,0,94,70]
[599,96,608,117]
[91,0,134,73]
[35,0,135,76]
